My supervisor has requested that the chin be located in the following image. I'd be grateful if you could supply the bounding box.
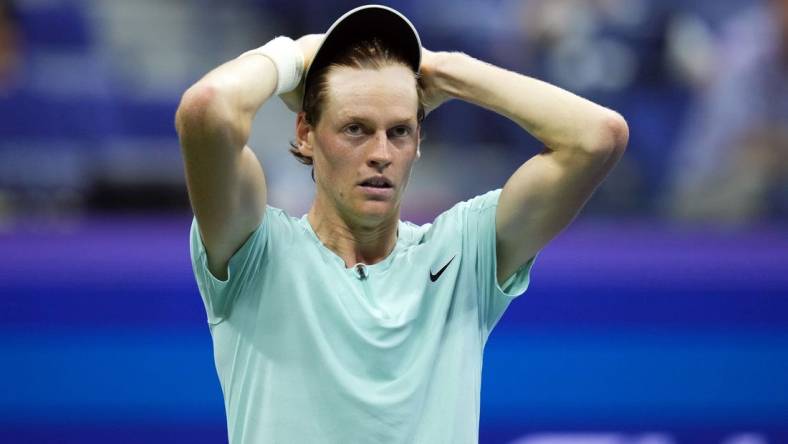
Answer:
[356,201,398,222]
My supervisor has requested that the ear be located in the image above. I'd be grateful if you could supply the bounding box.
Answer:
[415,127,422,160]
[295,111,314,158]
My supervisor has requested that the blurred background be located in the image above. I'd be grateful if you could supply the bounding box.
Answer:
[1,0,786,443]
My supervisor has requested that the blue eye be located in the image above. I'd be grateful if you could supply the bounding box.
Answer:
[344,124,364,136]
[390,126,411,137]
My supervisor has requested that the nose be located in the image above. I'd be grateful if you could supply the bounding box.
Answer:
[366,131,392,170]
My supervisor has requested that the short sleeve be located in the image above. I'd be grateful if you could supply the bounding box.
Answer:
[460,189,537,339]
[189,211,270,325]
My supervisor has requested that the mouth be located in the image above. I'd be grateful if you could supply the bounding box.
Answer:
[358,176,395,198]
[358,176,394,189]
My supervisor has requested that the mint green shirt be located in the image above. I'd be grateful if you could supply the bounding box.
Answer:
[189,189,535,444]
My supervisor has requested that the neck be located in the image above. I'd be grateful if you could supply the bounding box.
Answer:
[307,199,400,269]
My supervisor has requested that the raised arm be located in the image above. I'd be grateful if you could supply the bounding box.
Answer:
[420,50,629,283]
[175,35,319,279]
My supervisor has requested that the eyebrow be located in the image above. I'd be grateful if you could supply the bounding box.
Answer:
[341,115,417,127]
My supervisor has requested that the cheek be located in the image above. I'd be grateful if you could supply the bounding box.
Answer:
[314,133,341,166]
[314,134,356,185]
[402,161,416,183]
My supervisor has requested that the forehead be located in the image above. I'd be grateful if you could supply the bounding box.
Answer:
[322,65,419,123]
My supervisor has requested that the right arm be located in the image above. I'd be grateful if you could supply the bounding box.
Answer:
[175,47,278,280]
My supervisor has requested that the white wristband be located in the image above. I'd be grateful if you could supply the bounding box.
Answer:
[239,36,304,95]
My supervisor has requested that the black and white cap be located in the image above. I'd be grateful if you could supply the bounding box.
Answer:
[302,4,422,108]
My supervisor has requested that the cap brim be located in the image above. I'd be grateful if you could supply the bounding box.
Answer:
[302,5,421,109]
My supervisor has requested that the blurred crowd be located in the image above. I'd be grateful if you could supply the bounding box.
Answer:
[0,0,786,226]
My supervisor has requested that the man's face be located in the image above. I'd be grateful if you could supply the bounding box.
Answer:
[303,64,421,225]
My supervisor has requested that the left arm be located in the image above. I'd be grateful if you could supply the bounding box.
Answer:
[420,50,629,283]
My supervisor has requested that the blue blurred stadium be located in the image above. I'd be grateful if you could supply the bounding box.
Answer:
[1,0,787,443]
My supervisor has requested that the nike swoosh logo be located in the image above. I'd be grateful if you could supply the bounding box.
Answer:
[430,255,456,282]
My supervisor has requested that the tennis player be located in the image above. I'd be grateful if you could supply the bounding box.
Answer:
[176,5,627,443]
